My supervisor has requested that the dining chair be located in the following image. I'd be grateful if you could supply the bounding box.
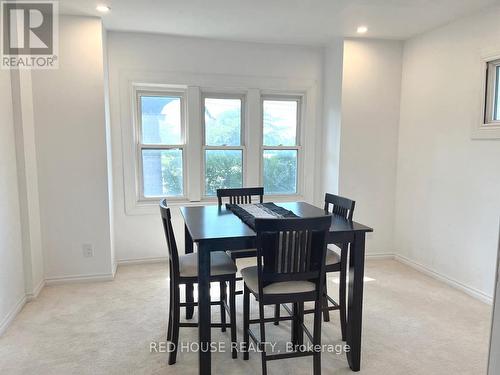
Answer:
[217,187,264,261]
[160,199,238,364]
[273,193,355,342]
[242,215,331,375]
[320,193,355,340]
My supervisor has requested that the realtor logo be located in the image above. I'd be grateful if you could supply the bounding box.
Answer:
[1,1,58,69]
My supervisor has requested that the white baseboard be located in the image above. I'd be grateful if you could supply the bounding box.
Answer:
[395,254,494,305]
[44,272,115,285]
[119,254,395,264]
[0,294,26,336]
[117,256,168,265]
[366,253,395,260]
[26,279,45,302]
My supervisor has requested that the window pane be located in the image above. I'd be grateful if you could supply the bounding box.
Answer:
[142,149,183,197]
[205,150,243,195]
[141,96,182,145]
[263,100,298,146]
[204,98,241,146]
[263,150,297,195]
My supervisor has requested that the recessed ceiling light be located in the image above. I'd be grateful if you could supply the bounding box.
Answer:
[96,5,111,13]
[357,26,368,34]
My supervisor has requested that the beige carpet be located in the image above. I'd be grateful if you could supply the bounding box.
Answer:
[0,260,492,375]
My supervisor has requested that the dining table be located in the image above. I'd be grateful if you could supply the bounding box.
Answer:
[179,201,373,375]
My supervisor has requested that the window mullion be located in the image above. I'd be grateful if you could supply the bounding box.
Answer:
[246,89,261,187]
[186,86,202,201]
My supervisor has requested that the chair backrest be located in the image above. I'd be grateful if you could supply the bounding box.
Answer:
[217,187,264,207]
[324,193,355,221]
[160,199,180,279]
[254,215,331,297]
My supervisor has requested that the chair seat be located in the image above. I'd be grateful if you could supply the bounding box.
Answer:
[241,266,316,295]
[179,251,237,278]
[326,246,341,265]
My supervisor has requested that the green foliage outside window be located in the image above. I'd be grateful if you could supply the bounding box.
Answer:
[263,150,297,195]
[205,150,242,196]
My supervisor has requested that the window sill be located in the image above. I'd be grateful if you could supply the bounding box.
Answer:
[471,123,500,140]
[126,194,306,216]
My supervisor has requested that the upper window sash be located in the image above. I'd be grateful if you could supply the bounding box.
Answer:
[261,95,302,148]
[136,90,187,147]
[202,93,246,147]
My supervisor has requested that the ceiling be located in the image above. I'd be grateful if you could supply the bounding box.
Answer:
[59,0,497,45]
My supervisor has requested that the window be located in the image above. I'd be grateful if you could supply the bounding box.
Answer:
[131,84,309,209]
[261,97,300,195]
[137,91,185,199]
[203,96,244,196]
[485,59,500,125]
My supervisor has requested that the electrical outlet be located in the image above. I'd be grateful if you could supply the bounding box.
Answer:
[82,243,94,258]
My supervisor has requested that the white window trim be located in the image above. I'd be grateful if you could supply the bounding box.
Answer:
[201,92,247,197]
[119,70,319,215]
[135,89,188,202]
[485,59,500,126]
[260,94,304,197]
[473,52,500,139]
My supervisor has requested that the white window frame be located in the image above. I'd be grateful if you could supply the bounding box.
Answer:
[485,59,500,126]
[260,94,304,197]
[135,88,188,202]
[201,92,247,197]
[473,53,500,139]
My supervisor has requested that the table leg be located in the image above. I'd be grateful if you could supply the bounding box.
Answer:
[185,225,194,320]
[198,242,211,375]
[346,233,366,372]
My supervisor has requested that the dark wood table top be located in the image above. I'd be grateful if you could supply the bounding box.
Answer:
[180,201,373,242]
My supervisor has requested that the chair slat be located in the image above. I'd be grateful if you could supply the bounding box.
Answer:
[216,187,264,208]
[324,193,355,221]
[255,216,331,287]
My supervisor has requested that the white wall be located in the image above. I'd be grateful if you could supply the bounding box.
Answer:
[340,39,403,255]
[320,40,344,203]
[0,70,26,334]
[10,70,45,297]
[395,5,500,300]
[102,27,116,274]
[107,32,325,262]
[31,16,114,281]
[489,227,499,373]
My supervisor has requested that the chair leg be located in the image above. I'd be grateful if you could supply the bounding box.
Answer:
[168,284,180,365]
[220,281,227,332]
[291,303,298,346]
[185,282,194,320]
[339,245,348,341]
[291,302,305,347]
[167,277,173,341]
[298,302,304,346]
[229,279,237,359]
[322,276,330,322]
[243,285,250,360]
[312,298,323,375]
[258,301,268,375]
[273,304,280,325]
